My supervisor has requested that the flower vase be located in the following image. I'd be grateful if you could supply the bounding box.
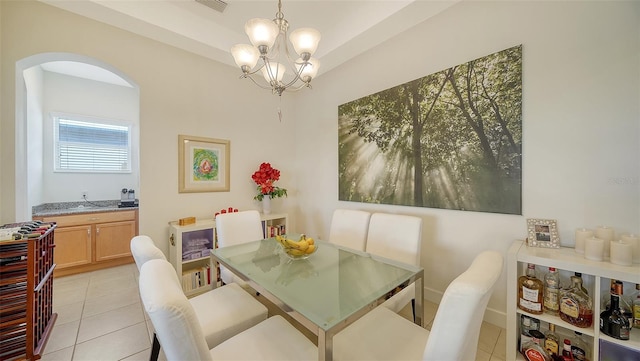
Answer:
[262,196,272,215]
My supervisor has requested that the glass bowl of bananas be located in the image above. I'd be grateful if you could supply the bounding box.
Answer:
[275,234,317,260]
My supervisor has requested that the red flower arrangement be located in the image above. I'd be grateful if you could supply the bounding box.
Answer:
[251,162,288,201]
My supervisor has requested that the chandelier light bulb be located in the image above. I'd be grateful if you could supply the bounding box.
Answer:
[261,62,286,83]
[245,18,279,51]
[289,28,321,57]
[230,44,260,71]
[296,57,320,82]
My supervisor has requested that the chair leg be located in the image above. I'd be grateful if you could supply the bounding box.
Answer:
[149,332,160,361]
[411,298,416,322]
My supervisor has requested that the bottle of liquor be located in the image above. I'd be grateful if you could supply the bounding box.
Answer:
[574,273,588,294]
[544,323,560,357]
[600,286,631,340]
[615,281,634,326]
[522,330,551,361]
[571,332,588,361]
[520,315,541,352]
[559,273,593,328]
[601,279,616,311]
[544,267,560,315]
[519,263,544,314]
[561,339,573,361]
[633,283,640,329]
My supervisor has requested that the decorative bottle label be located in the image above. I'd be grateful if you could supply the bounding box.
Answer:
[560,297,579,318]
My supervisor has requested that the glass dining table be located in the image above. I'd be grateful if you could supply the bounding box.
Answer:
[210,235,424,361]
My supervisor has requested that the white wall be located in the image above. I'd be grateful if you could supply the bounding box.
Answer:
[293,0,640,327]
[23,66,45,213]
[41,71,139,202]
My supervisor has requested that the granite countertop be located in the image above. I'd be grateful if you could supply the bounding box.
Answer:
[32,200,138,217]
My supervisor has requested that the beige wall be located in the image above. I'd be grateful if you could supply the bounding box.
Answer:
[2,0,639,329]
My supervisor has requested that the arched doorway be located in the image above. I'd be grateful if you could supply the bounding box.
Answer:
[15,53,140,220]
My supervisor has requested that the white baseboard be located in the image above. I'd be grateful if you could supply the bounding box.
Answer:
[424,286,506,329]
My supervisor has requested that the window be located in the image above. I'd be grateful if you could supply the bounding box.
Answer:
[53,114,132,173]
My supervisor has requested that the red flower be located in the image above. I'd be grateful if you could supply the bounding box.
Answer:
[251,163,287,201]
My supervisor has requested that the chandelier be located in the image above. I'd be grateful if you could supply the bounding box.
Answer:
[230,0,321,96]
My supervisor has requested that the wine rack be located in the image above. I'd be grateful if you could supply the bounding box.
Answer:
[507,240,640,360]
[0,224,57,360]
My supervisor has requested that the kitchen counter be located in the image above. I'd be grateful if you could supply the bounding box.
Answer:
[32,200,138,217]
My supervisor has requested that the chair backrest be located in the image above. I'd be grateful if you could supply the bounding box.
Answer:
[365,213,422,266]
[215,210,264,284]
[130,235,166,272]
[328,209,371,251]
[422,251,504,361]
[139,259,212,361]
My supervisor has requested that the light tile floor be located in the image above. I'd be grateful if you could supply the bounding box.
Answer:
[42,264,507,361]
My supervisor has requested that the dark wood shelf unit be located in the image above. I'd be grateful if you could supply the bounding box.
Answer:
[0,224,57,360]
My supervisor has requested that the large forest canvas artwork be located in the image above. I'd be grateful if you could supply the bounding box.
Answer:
[338,45,522,214]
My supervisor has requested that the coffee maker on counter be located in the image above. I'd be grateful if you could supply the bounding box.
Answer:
[118,188,139,208]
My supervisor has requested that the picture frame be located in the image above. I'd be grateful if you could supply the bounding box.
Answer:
[178,135,230,193]
[526,218,560,248]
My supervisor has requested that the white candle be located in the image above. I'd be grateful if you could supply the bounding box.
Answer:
[574,228,593,254]
[595,226,614,258]
[610,240,633,266]
[621,233,640,264]
[584,237,604,261]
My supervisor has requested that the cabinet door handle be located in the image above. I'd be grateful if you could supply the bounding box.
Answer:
[87,229,91,237]
[88,217,99,221]
[96,227,100,235]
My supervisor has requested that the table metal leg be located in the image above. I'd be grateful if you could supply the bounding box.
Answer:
[414,270,424,327]
[318,329,333,361]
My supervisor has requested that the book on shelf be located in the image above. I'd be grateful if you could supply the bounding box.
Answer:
[264,224,286,238]
[181,265,211,293]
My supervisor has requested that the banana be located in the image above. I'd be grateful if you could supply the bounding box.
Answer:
[285,238,309,251]
[306,237,314,245]
[305,244,316,254]
[287,249,306,256]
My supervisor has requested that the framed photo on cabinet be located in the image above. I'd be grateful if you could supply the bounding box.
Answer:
[178,135,230,193]
[526,218,560,248]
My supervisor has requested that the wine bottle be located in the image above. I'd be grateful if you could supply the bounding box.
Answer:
[544,267,560,315]
[570,332,588,361]
[559,273,593,328]
[519,263,544,314]
[544,323,560,357]
[600,288,630,340]
[633,283,640,329]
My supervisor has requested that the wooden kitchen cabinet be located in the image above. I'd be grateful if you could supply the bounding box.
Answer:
[54,225,92,268]
[95,220,136,261]
[35,209,138,276]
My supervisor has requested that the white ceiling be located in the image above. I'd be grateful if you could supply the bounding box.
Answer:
[38,0,458,81]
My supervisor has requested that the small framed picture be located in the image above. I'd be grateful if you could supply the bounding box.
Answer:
[526,218,560,248]
[178,135,230,193]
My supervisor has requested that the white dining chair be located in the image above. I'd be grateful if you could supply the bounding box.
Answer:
[333,250,504,361]
[365,212,422,317]
[139,258,317,361]
[130,235,268,357]
[328,209,371,251]
[215,210,265,286]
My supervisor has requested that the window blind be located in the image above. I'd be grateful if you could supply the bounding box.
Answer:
[54,117,131,173]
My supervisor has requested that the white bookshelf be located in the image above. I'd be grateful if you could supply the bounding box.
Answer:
[168,213,288,296]
[507,240,640,360]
